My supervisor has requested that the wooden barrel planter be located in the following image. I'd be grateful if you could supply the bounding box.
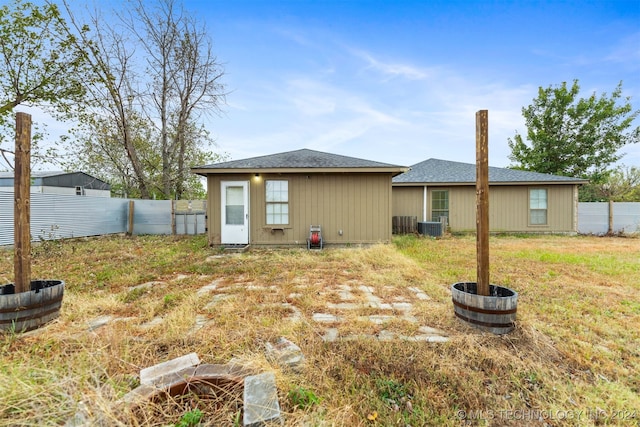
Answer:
[451,282,517,334]
[0,280,64,333]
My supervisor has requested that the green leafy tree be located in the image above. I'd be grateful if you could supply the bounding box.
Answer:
[0,0,88,168]
[508,80,640,185]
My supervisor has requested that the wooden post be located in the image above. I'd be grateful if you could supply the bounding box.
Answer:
[171,199,176,235]
[14,113,32,294]
[127,200,135,235]
[476,110,490,296]
[607,200,614,235]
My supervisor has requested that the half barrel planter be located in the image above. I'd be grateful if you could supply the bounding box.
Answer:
[451,282,517,335]
[0,280,65,333]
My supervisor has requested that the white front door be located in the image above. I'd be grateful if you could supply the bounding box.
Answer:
[221,181,249,244]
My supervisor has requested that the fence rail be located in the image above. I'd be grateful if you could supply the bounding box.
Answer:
[0,193,206,246]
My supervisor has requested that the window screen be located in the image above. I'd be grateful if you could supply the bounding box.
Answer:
[266,180,289,225]
[431,190,449,222]
[530,188,548,225]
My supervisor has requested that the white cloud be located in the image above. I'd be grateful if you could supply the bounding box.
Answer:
[605,32,640,66]
[349,48,434,81]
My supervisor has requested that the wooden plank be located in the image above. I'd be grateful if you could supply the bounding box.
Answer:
[392,216,417,234]
[476,110,490,296]
[14,113,31,294]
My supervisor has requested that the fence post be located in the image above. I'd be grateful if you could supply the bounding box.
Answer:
[608,200,614,235]
[171,200,176,235]
[127,200,135,235]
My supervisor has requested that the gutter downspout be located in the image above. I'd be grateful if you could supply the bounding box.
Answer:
[423,185,428,222]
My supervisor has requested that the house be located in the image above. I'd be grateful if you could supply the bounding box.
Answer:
[392,159,588,234]
[0,171,111,197]
[192,149,408,247]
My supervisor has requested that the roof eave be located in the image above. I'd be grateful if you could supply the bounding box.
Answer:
[392,180,588,186]
[192,167,409,176]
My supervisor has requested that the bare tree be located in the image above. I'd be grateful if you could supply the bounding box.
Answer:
[62,1,152,198]
[132,0,225,198]
[62,0,225,199]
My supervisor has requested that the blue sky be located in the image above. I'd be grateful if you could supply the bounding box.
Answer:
[185,0,640,169]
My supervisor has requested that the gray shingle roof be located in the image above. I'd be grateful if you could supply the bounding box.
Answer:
[392,158,587,184]
[193,149,405,170]
[0,171,69,178]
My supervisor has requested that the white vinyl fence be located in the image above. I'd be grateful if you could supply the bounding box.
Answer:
[0,193,205,246]
[577,202,640,235]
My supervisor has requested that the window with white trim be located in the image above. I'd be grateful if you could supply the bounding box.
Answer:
[266,180,289,225]
[529,188,548,225]
[431,190,449,222]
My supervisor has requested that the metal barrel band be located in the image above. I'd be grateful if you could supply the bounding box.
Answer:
[454,311,515,329]
[452,299,517,315]
[0,305,62,325]
[0,293,64,314]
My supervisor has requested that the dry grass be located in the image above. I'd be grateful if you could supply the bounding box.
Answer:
[0,234,638,426]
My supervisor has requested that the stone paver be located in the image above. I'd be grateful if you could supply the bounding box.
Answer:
[281,303,303,321]
[140,316,164,329]
[128,281,166,292]
[322,328,339,342]
[408,286,431,300]
[196,278,223,296]
[326,302,360,310]
[265,337,305,372]
[140,352,201,385]
[312,313,343,323]
[188,315,211,334]
[87,315,114,331]
[244,372,281,427]
[337,284,356,300]
[204,294,233,310]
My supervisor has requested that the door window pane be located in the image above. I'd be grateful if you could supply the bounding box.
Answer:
[226,186,244,225]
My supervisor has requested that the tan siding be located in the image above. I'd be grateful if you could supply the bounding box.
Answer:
[488,187,529,232]
[546,185,576,231]
[447,186,475,230]
[392,184,579,233]
[392,187,423,218]
[205,172,394,246]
